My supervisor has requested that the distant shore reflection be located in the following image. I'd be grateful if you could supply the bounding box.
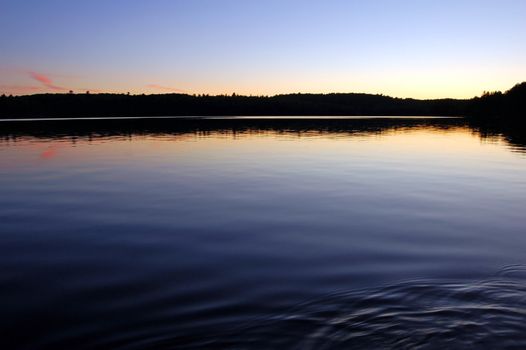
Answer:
[0,117,525,154]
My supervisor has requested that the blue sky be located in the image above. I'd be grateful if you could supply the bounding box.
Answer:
[1,0,525,97]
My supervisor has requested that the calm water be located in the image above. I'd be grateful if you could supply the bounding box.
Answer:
[1,118,526,349]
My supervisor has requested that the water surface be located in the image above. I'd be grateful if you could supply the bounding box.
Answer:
[1,118,525,349]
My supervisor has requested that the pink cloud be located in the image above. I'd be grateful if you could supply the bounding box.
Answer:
[146,84,186,93]
[0,85,41,94]
[29,71,66,91]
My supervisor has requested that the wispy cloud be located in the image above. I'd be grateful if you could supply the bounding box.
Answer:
[0,85,41,94]
[146,84,186,93]
[29,71,66,91]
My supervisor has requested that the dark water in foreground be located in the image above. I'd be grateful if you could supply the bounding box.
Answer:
[1,118,526,349]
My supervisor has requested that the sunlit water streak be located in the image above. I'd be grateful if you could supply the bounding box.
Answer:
[0,118,525,349]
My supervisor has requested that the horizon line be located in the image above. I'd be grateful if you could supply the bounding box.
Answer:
[0,87,515,101]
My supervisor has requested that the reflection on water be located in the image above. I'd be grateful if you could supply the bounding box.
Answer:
[0,118,526,349]
[470,120,526,155]
[1,117,525,153]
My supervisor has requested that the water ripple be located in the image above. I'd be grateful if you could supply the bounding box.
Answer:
[43,270,526,349]
[193,273,526,349]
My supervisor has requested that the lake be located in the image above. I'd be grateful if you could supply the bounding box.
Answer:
[1,117,526,349]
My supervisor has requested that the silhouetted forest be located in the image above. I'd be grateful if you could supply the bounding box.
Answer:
[469,82,526,119]
[0,82,524,119]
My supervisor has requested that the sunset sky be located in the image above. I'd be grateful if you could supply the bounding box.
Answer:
[1,0,525,98]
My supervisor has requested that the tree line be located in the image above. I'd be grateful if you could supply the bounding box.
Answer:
[0,82,524,119]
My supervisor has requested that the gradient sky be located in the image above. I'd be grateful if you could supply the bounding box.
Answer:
[1,0,525,98]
